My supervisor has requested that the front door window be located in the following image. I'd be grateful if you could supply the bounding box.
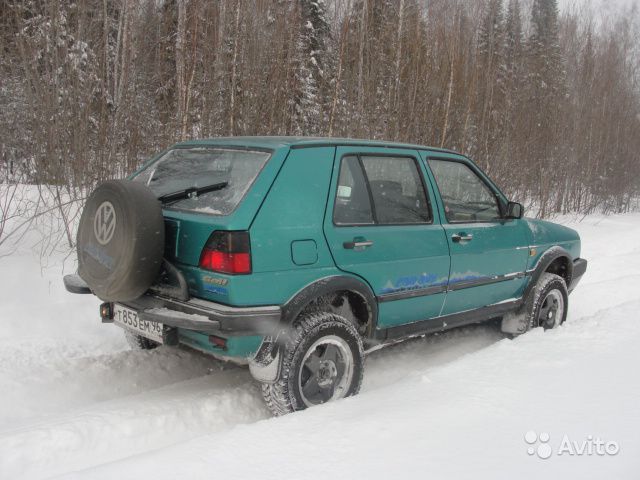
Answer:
[429,160,501,223]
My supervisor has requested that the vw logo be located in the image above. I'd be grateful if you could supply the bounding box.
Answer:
[94,201,116,245]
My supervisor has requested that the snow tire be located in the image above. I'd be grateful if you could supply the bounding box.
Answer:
[124,330,159,350]
[261,312,364,416]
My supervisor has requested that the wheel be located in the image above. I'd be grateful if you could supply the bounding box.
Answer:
[261,312,364,416]
[124,330,159,350]
[528,272,568,331]
[501,272,568,336]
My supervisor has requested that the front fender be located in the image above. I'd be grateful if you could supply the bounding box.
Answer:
[525,218,581,260]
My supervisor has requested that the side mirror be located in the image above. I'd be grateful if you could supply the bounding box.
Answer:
[506,201,524,219]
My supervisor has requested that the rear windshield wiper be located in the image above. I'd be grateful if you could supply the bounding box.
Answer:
[158,181,229,205]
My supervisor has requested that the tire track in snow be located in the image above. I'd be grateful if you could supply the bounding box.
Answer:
[6,259,634,474]
[0,369,268,479]
[0,323,506,479]
[0,343,220,429]
[63,300,640,480]
[0,300,625,479]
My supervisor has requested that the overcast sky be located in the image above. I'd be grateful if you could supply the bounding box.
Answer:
[559,0,639,14]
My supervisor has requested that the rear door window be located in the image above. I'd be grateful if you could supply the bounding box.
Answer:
[333,156,374,225]
[133,148,271,215]
[333,155,432,225]
[360,156,432,224]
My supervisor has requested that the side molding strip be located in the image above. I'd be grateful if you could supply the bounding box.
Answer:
[377,284,447,303]
[377,272,527,302]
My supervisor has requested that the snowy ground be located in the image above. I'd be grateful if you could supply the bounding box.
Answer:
[1,211,639,479]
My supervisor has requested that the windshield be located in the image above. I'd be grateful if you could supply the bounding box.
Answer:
[133,148,271,215]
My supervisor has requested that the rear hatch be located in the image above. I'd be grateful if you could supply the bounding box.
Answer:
[131,145,285,301]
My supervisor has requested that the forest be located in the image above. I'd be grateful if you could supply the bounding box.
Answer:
[0,0,639,239]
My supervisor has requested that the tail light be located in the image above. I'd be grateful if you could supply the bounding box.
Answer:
[209,335,228,350]
[199,231,252,275]
[100,302,113,322]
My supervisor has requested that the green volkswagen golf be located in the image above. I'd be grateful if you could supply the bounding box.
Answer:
[65,137,587,415]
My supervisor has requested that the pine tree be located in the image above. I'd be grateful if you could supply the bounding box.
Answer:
[475,0,505,171]
[503,2,524,130]
[526,0,567,216]
[529,0,564,97]
[504,0,523,82]
[154,0,177,128]
[478,0,504,66]
[293,0,330,135]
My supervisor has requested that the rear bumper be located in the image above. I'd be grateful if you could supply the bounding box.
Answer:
[122,294,281,336]
[63,274,281,336]
[63,274,92,294]
[569,258,587,292]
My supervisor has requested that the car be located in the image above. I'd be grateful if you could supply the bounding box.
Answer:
[64,136,587,415]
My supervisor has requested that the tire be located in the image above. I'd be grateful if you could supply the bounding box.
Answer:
[526,272,568,331]
[124,330,159,350]
[76,180,164,302]
[261,312,364,416]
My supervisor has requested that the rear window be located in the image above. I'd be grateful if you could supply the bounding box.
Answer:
[133,148,271,215]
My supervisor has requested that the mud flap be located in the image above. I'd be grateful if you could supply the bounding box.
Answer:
[501,310,529,335]
[249,335,283,383]
[502,280,536,335]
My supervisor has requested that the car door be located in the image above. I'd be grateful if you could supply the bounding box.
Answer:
[324,147,450,329]
[421,152,530,316]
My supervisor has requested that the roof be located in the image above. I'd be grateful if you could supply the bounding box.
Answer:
[174,136,459,155]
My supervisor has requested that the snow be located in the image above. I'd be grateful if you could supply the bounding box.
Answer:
[191,206,224,215]
[1,210,640,479]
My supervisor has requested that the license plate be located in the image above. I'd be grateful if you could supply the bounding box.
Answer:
[113,304,164,344]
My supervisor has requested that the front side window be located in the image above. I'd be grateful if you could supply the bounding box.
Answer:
[132,148,271,215]
[429,159,501,222]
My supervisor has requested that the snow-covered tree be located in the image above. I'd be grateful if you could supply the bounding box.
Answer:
[474,0,506,171]
[525,0,569,215]
[0,0,637,215]
[292,0,331,135]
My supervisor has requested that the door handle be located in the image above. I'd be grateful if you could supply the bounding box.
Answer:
[452,233,473,243]
[343,239,374,250]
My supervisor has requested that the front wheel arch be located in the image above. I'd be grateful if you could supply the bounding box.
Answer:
[523,246,574,304]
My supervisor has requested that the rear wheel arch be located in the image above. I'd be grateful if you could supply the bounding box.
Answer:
[282,276,378,337]
[249,276,376,386]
